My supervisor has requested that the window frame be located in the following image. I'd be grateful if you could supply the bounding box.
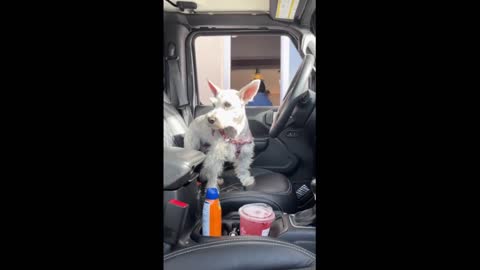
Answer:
[186,29,304,108]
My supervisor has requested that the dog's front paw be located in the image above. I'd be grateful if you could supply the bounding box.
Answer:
[240,176,255,187]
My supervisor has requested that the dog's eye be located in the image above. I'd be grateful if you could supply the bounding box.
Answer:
[224,102,231,108]
[212,103,216,108]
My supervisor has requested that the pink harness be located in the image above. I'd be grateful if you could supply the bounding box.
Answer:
[212,129,253,158]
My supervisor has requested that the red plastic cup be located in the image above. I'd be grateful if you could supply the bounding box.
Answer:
[239,203,275,236]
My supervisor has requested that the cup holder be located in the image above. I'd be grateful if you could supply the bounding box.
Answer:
[189,211,315,253]
[190,211,284,243]
[192,220,240,240]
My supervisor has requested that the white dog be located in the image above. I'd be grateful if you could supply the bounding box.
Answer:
[184,79,261,190]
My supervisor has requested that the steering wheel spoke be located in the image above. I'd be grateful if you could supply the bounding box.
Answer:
[269,54,315,137]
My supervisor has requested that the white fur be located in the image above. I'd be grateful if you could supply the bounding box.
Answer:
[184,80,261,190]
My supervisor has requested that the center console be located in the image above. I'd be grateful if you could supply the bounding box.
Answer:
[189,210,316,253]
[163,146,316,253]
[163,147,205,250]
[189,178,317,253]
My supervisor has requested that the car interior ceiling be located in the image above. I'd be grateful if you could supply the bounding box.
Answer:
[163,1,316,267]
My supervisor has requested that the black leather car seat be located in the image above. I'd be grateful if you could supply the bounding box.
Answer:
[164,237,316,270]
[164,93,298,213]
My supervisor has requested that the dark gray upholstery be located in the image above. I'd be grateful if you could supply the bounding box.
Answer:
[163,146,205,190]
[164,92,188,147]
[163,94,298,213]
[164,237,316,270]
[220,167,297,213]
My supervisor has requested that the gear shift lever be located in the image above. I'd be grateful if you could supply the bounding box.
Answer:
[292,179,316,226]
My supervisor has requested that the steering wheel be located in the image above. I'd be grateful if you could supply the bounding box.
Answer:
[269,54,315,137]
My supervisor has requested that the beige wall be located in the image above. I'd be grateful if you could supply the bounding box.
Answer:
[195,36,227,104]
[231,69,280,106]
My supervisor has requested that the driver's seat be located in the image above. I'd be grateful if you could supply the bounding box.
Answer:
[164,93,298,213]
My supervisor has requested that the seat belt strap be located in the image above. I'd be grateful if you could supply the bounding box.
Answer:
[165,42,193,125]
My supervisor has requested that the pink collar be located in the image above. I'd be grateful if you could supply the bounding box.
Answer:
[212,129,253,157]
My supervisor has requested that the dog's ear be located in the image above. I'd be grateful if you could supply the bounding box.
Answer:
[238,80,261,103]
[207,79,220,96]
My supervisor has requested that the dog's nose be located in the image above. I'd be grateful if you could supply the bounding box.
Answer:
[208,117,215,124]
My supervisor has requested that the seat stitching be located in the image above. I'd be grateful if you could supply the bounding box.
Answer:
[165,243,314,262]
[220,183,240,192]
[223,169,293,195]
[227,178,292,195]
[165,237,311,254]
[258,176,292,195]
[167,237,316,254]
[278,178,293,195]
[165,241,315,261]
[164,241,316,261]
